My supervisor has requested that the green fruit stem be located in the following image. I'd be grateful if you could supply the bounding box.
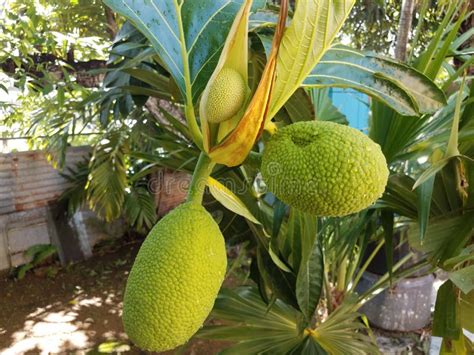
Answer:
[185,104,204,150]
[176,2,203,150]
[187,152,215,204]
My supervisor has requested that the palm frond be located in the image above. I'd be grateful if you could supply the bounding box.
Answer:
[198,287,305,354]
[60,157,91,215]
[312,301,380,355]
[87,128,129,221]
[124,186,157,231]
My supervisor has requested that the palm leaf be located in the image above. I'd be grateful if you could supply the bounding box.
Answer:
[87,129,129,221]
[198,287,303,354]
[312,302,380,355]
[124,186,157,231]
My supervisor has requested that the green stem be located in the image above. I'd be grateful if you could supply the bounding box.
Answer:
[351,238,385,291]
[175,1,203,150]
[323,260,334,314]
[187,152,215,204]
[446,75,466,158]
[336,256,348,293]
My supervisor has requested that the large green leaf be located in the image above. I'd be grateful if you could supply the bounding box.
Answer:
[296,234,323,323]
[268,0,355,118]
[313,301,380,354]
[255,31,444,118]
[449,265,474,295]
[432,280,461,339]
[199,287,375,354]
[408,213,474,263]
[459,291,474,333]
[304,46,446,116]
[104,0,264,103]
[367,4,467,162]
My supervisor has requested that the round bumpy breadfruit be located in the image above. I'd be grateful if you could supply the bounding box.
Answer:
[204,67,246,123]
[122,202,227,352]
[261,121,389,217]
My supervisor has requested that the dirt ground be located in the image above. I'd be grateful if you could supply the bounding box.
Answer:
[0,237,433,355]
[0,239,230,355]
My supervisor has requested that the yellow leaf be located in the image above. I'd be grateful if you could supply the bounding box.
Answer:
[207,177,260,224]
[200,0,252,151]
[208,0,288,167]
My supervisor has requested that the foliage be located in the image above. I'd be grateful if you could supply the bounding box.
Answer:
[340,0,449,54]
[1,0,472,353]
[198,287,379,354]
[365,0,474,348]
[14,244,58,280]
[0,0,116,159]
[95,0,462,353]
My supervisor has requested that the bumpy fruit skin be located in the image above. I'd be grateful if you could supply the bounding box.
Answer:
[122,202,227,352]
[204,67,246,123]
[261,121,389,217]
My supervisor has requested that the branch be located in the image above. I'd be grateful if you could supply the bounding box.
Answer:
[105,7,119,39]
[0,54,107,87]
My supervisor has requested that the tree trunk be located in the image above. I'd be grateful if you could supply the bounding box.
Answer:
[395,0,416,61]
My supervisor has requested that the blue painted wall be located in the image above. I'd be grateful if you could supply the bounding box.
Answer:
[329,88,369,133]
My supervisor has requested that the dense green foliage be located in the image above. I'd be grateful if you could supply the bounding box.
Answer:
[1,0,473,353]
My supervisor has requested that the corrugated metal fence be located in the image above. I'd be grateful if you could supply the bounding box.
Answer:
[0,147,92,271]
[0,146,181,272]
[0,148,87,214]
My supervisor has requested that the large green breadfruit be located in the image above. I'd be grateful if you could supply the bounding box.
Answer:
[204,67,247,123]
[261,121,389,217]
[122,202,227,352]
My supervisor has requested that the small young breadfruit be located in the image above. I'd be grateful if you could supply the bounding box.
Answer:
[204,67,247,123]
[122,202,227,352]
[261,121,389,217]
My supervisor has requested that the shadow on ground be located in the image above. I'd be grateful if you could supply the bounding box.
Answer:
[0,241,229,354]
